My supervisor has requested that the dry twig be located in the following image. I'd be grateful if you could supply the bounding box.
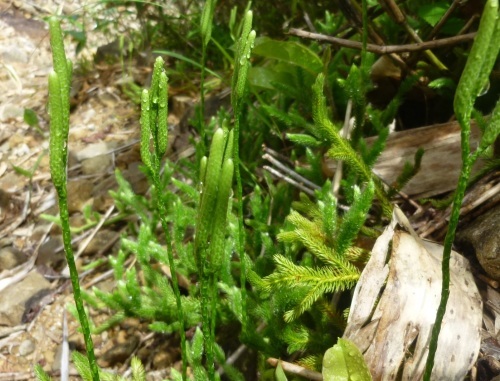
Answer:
[288,28,476,54]
[267,358,323,380]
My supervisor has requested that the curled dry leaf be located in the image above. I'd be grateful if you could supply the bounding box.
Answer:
[344,207,482,380]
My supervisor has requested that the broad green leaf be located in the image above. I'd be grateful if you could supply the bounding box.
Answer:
[275,361,288,381]
[253,37,323,74]
[248,66,293,90]
[418,2,448,26]
[417,2,464,34]
[322,338,371,381]
[24,108,39,127]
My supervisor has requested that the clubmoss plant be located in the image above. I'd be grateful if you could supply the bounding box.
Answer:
[139,56,189,380]
[194,127,234,379]
[312,73,392,216]
[261,181,374,323]
[231,9,256,339]
[47,17,99,381]
[424,0,500,378]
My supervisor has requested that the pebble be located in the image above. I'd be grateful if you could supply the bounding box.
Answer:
[0,245,26,270]
[18,339,36,356]
[457,204,500,280]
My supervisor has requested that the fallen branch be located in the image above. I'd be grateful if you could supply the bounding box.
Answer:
[288,28,476,54]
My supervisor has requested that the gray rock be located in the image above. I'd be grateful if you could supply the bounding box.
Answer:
[0,246,26,270]
[0,270,51,326]
[18,339,36,356]
[456,204,500,280]
[81,154,113,175]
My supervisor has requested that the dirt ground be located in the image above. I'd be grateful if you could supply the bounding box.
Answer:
[0,1,188,379]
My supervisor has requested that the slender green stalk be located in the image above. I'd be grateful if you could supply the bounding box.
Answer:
[424,1,499,378]
[153,174,188,379]
[198,0,217,157]
[48,17,99,381]
[140,58,188,380]
[231,10,256,338]
[200,271,215,379]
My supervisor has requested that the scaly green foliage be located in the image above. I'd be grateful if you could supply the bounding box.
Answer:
[262,181,373,323]
[70,352,146,381]
[312,73,392,215]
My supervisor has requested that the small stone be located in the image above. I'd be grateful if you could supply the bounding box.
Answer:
[80,230,116,256]
[98,334,139,367]
[18,339,36,356]
[0,270,51,326]
[81,154,113,176]
[153,351,173,369]
[457,204,500,280]
[66,179,93,213]
[36,236,65,269]
[0,104,24,121]
[0,245,26,270]
[52,343,63,371]
[0,44,28,63]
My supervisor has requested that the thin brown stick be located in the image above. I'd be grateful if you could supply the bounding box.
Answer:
[288,28,476,54]
[267,358,323,381]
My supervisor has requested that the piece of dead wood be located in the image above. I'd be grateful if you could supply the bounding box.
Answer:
[344,207,482,380]
[323,121,484,198]
[418,170,500,239]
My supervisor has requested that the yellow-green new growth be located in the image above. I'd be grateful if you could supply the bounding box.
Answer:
[454,0,499,124]
[201,0,217,48]
[231,10,255,111]
[195,128,234,271]
[140,89,152,169]
[48,72,65,189]
[157,72,168,156]
[208,158,234,272]
[139,57,169,172]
